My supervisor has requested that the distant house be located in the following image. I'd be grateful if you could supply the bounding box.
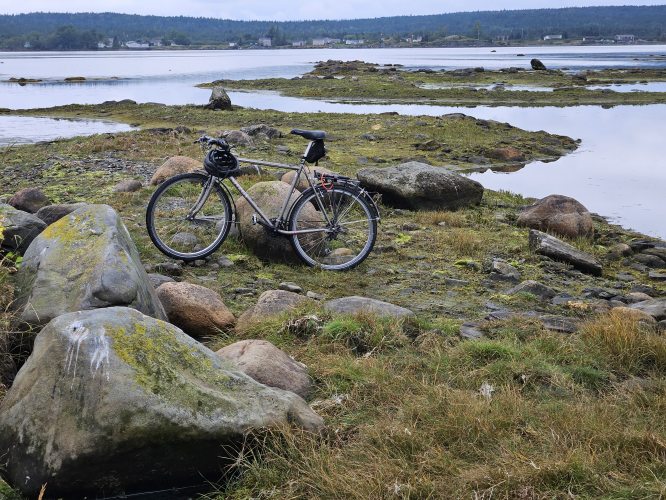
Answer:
[258,37,272,47]
[292,40,306,47]
[615,34,635,43]
[583,36,601,42]
[345,39,364,45]
[23,41,31,49]
[228,42,237,47]
[495,35,509,41]
[404,35,422,43]
[543,34,563,41]
[125,41,151,49]
[312,37,341,46]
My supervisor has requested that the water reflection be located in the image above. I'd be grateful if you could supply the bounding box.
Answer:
[0,116,133,145]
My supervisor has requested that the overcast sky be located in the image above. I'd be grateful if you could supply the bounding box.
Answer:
[2,1,665,21]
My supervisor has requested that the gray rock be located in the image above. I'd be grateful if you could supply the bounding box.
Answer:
[154,261,183,276]
[529,229,602,276]
[0,204,46,254]
[240,124,282,139]
[0,307,322,497]
[237,290,312,331]
[113,179,142,193]
[306,291,326,300]
[13,204,166,328]
[216,339,311,398]
[460,322,484,339]
[279,281,303,293]
[658,320,666,333]
[204,86,232,110]
[489,259,521,282]
[517,195,594,239]
[625,291,653,303]
[357,162,483,210]
[630,299,666,321]
[8,187,49,213]
[507,280,557,301]
[551,292,574,305]
[531,58,547,70]
[147,273,175,289]
[224,130,254,146]
[217,255,234,268]
[324,296,414,318]
[539,315,579,334]
[634,254,666,269]
[648,271,666,281]
[643,247,666,262]
[35,202,88,225]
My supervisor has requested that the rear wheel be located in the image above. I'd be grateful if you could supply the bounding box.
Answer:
[146,172,232,261]
[289,185,377,270]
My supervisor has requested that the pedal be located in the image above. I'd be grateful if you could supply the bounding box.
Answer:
[251,214,258,225]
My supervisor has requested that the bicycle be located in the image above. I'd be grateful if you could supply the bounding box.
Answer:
[146,129,380,271]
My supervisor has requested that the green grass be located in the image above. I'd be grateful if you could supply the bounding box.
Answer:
[204,309,666,499]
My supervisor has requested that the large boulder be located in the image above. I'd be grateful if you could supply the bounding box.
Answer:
[282,166,337,192]
[517,194,594,239]
[487,147,525,162]
[156,281,235,337]
[0,204,46,254]
[237,290,313,331]
[529,229,602,276]
[216,339,311,398]
[357,162,483,210]
[150,156,201,185]
[13,204,166,328]
[35,202,87,225]
[235,181,319,263]
[7,187,49,214]
[531,58,547,71]
[324,296,414,318]
[205,87,232,110]
[0,307,323,497]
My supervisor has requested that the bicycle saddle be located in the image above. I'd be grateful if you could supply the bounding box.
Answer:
[291,129,326,141]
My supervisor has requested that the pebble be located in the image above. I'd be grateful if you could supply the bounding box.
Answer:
[306,291,325,301]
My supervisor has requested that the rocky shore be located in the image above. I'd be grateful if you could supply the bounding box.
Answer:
[1,101,664,497]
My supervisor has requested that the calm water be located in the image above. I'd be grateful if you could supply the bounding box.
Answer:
[0,47,665,238]
[0,116,132,145]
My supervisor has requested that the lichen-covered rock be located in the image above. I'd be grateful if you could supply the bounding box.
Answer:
[518,194,594,239]
[629,299,666,321]
[487,147,525,162]
[235,181,318,263]
[205,87,232,110]
[217,339,311,398]
[0,204,46,254]
[506,280,557,301]
[156,281,235,337]
[13,204,166,328]
[35,202,88,225]
[357,162,483,210]
[237,290,312,331]
[223,130,254,146]
[150,156,201,185]
[8,187,49,213]
[0,307,323,497]
[324,296,414,318]
[282,166,337,192]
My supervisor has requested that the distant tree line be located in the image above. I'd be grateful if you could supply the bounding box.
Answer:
[0,6,664,50]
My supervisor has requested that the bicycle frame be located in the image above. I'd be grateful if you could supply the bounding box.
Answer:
[217,140,345,236]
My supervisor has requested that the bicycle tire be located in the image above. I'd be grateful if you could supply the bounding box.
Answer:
[288,184,377,271]
[146,172,232,261]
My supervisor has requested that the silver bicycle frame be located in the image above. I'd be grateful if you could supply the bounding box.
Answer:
[223,141,335,236]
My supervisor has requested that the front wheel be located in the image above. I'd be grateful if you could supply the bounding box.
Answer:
[289,185,377,271]
[146,172,232,261]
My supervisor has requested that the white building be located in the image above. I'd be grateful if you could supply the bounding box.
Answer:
[615,34,635,43]
[543,34,563,41]
[258,37,272,47]
[292,40,306,47]
[312,37,341,46]
[125,41,151,49]
[345,39,364,45]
